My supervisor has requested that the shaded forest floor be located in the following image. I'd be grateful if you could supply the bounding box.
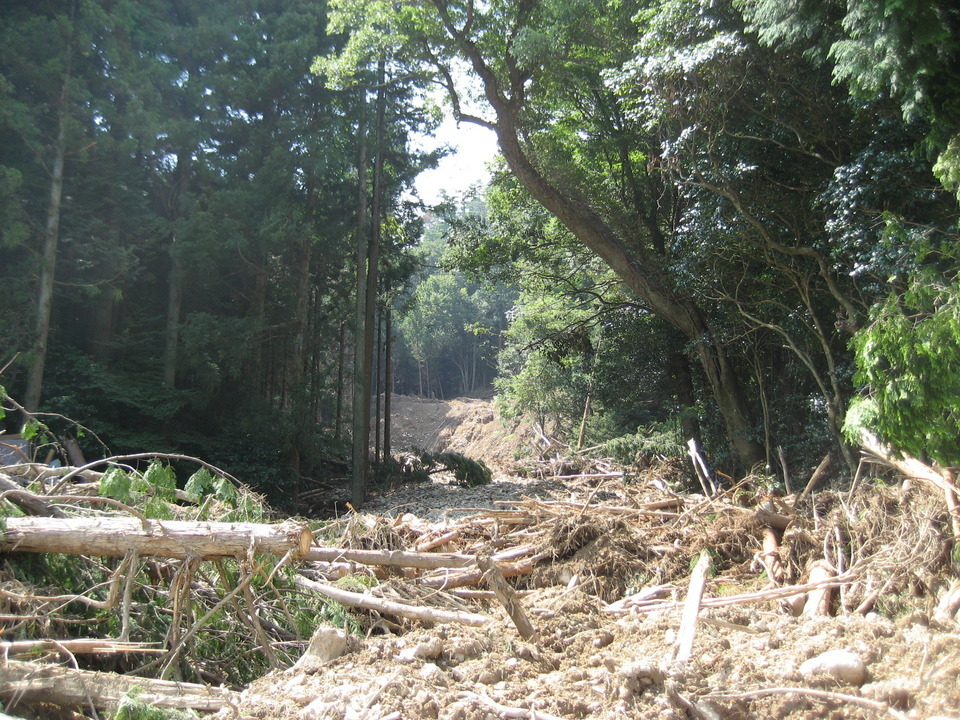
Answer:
[2,395,959,720]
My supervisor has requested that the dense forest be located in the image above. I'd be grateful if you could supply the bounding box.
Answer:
[2,0,959,509]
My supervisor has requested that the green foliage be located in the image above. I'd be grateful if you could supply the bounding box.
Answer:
[143,462,176,502]
[112,691,197,720]
[183,468,215,501]
[742,0,960,201]
[435,452,493,487]
[403,450,493,488]
[100,467,132,504]
[600,420,685,466]
[846,268,960,466]
[214,476,238,505]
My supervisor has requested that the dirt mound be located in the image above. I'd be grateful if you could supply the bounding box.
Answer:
[390,395,536,471]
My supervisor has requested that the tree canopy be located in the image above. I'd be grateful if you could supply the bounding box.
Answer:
[2,0,958,505]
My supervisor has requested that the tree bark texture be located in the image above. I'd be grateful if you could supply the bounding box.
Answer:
[0,660,238,713]
[0,517,313,560]
[24,72,70,412]
[383,307,394,461]
[162,151,191,389]
[351,86,371,508]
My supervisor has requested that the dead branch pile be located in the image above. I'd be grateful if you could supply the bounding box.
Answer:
[1,443,959,719]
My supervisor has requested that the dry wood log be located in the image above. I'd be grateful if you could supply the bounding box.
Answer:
[859,430,960,495]
[602,584,676,614]
[760,527,785,584]
[674,550,711,664]
[477,553,537,641]
[752,506,793,532]
[415,530,461,552]
[417,554,546,590]
[510,499,681,519]
[687,438,716,496]
[605,574,854,614]
[0,659,238,713]
[0,638,162,656]
[0,516,312,560]
[294,574,489,627]
[803,561,835,617]
[798,452,834,501]
[0,473,68,518]
[303,546,475,569]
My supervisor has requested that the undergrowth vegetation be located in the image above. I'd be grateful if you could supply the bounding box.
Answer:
[0,457,364,694]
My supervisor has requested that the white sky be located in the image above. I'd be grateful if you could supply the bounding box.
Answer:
[413,115,499,205]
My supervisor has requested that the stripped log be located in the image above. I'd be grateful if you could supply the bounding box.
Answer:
[760,527,785,584]
[417,554,546,590]
[0,638,162,656]
[294,574,489,627]
[0,516,312,560]
[803,561,835,617]
[0,473,68,518]
[304,546,475,569]
[674,550,712,664]
[478,553,537,640]
[0,659,238,713]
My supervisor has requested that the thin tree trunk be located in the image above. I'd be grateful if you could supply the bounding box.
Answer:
[162,230,183,388]
[24,74,70,412]
[363,56,387,465]
[335,321,346,441]
[374,307,383,462]
[351,88,371,508]
[383,307,393,461]
[670,349,702,449]
[162,151,191,389]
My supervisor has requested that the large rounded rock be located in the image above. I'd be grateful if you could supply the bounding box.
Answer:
[799,649,867,686]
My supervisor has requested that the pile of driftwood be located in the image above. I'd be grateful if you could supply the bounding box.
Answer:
[1,435,959,718]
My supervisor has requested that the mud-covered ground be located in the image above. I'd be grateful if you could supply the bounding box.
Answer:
[222,396,960,720]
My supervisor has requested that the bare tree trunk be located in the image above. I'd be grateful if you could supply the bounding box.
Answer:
[351,87,371,508]
[162,231,183,388]
[0,660,239,714]
[352,58,388,507]
[374,307,383,462]
[670,349,702,449]
[162,151,191,389]
[383,307,393,461]
[24,74,70,412]
[0,517,313,560]
[335,321,346,441]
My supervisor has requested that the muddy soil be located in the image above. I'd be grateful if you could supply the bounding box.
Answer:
[227,396,959,720]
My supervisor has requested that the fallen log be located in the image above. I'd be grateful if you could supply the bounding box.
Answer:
[294,574,489,627]
[303,546,476,569]
[674,550,711,664]
[478,553,537,640]
[0,638,162,656]
[417,554,546,590]
[0,659,238,713]
[604,574,855,614]
[0,516,312,560]
[0,473,68,518]
[859,430,960,495]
